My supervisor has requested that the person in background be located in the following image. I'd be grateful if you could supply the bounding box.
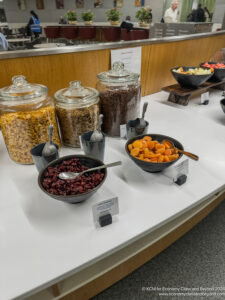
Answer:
[27,10,41,38]
[145,6,153,22]
[0,29,8,51]
[204,7,211,22]
[120,16,133,32]
[187,9,195,22]
[94,0,103,8]
[59,16,67,24]
[194,4,205,22]
[164,1,179,23]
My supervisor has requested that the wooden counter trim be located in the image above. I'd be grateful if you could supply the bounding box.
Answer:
[56,190,225,300]
[1,33,224,97]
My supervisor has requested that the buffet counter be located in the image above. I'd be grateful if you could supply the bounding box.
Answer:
[1,88,225,300]
[0,30,225,96]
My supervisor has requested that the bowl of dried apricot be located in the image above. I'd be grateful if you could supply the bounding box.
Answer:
[125,134,183,173]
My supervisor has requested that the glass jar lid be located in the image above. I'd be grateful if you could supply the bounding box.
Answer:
[54,80,99,107]
[97,61,139,84]
[0,75,48,102]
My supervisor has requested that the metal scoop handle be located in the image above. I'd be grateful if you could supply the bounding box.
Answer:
[59,161,122,180]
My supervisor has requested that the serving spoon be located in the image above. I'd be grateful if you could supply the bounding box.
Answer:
[90,114,104,142]
[162,139,199,161]
[42,125,58,157]
[59,161,122,180]
[137,102,148,128]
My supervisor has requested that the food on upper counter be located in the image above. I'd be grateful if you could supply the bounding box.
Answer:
[200,62,225,82]
[97,62,141,136]
[55,81,99,148]
[42,157,105,196]
[173,67,213,75]
[171,66,214,88]
[128,136,179,163]
[202,62,225,69]
[0,76,60,164]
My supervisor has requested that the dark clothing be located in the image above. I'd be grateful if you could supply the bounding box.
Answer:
[120,21,133,32]
[187,11,195,22]
[195,7,205,22]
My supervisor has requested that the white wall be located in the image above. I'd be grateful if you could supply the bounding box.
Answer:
[1,0,165,23]
[1,0,224,25]
[213,0,225,24]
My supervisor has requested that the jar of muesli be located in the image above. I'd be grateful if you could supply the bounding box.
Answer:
[55,80,99,147]
[97,61,141,137]
[0,75,61,164]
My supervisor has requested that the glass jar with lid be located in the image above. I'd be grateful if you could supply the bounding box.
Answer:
[97,61,141,136]
[55,80,99,147]
[0,75,61,164]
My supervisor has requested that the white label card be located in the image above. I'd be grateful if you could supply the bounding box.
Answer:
[111,47,142,75]
[92,197,119,224]
[201,92,209,103]
[120,124,127,139]
[163,159,189,183]
[174,159,189,181]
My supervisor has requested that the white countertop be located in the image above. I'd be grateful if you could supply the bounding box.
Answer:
[33,43,66,49]
[1,89,225,300]
[7,38,31,43]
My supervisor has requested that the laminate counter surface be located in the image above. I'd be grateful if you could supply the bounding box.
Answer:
[1,90,225,300]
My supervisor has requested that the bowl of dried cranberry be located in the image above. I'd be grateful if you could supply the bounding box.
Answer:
[38,155,107,204]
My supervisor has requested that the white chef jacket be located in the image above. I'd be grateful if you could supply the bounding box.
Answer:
[164,7,178,23]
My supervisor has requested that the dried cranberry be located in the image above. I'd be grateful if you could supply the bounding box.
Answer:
[42,158,105,196]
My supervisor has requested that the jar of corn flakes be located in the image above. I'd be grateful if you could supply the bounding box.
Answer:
[0,75,61,164]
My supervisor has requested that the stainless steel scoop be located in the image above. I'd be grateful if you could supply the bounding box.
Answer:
[137,102,148,128]
[59,161,122,180]
[42,125,58,157]
[90,114,104,142]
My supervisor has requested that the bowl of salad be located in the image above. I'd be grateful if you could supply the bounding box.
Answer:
[200,62,225,82]
[171,66,214,88]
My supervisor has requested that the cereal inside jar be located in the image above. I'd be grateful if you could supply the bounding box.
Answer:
[55,81,99,147]
[97,62,141,137]
[0,76,61,164]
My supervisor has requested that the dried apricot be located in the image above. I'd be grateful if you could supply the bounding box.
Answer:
[164,155,170,162]
[143,136,152,141]
[156,146,166,154]
[165,149,172,156]
[131,148,140,157]
[141,140,148,148]
[158,155,164,163]
[132,140,142,149]
[148,141,155,150]
[128,144,133,151]
[128,136,179,163]
[155,143,164,150]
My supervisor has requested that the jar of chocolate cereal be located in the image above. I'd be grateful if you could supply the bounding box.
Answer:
[97,61,141,136]
[55,80,99,147]
[0,75,60,164]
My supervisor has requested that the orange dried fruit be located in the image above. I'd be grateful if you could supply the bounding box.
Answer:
[131,148,140,157]
[128,136,179,163]
[132,140,142,149]
[165,149,172,156]
[164,155,170,162]
[148,141,155,150]
[128,144,133,151]
[143,136,152,141]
